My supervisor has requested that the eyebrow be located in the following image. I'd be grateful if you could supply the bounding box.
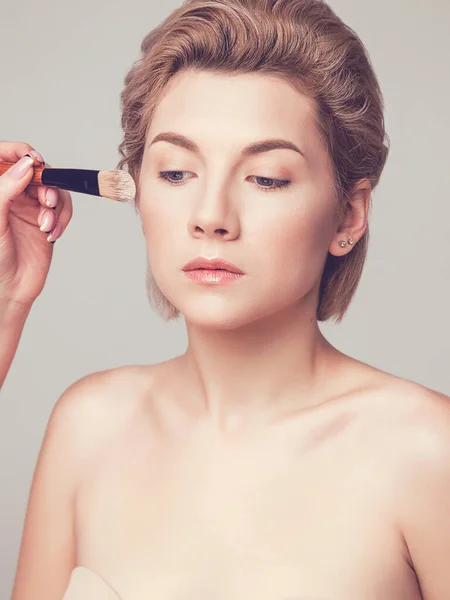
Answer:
[148,131,305,158]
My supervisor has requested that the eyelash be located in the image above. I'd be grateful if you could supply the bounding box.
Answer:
[157,171,291,192]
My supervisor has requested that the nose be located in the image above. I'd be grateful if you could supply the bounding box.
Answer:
[187,188,240,241]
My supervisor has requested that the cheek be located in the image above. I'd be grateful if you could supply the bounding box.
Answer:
[139,180,179,245]
[255,203,334,290]
[138,205,180,288]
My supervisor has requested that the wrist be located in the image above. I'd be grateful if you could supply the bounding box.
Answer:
[0,298,33,326]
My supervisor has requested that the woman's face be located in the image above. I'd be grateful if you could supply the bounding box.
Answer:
[138,69,340,328]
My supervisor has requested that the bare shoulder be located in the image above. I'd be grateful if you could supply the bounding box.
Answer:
[360,364,449,426]
[391,379,450,467]
[357,369,450,473]
[49,362,165,460]
[57,363,161,412]
[367,377,450,595]
[378,375,449,438]
[10,363,164,598]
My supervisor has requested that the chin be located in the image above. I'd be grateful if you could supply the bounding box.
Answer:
[181,305,247,330]
[179,300,275,331]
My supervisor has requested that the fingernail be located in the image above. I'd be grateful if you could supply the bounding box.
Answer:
[29,149,45,164]
[45,188,58,208]
[47,222,62,243]
[9,156,34,180]
[39,211,52,232]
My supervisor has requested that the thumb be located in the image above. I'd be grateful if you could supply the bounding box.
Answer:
[0,155,36,237]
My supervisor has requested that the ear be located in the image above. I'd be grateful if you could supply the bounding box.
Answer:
[328,179,372,256]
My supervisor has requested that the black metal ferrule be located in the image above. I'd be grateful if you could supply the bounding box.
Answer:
[41,168,101,196]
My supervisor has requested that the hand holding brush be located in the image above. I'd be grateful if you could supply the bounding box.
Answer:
[0,140,135,318]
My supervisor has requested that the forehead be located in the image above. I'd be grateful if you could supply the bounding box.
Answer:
[147,70,319,149]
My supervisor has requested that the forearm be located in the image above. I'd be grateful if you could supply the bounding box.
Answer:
[0,301,32,390]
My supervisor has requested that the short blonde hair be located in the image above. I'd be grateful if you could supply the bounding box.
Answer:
[117,0,390,323]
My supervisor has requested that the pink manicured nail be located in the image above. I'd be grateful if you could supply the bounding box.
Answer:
[45,188,58,208]
[47,222,63,243]
[9,156,34,179]
[39,211,53,233]
[29,149,45,164]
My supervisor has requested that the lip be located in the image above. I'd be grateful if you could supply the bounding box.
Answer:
[182,256,244,274]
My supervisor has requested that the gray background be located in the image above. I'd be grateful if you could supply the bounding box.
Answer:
[1,0,449,597]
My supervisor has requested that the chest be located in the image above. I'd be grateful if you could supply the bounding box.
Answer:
[74,421,418,600]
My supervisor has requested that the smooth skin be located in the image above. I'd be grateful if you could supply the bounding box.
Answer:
[10,71,450,600]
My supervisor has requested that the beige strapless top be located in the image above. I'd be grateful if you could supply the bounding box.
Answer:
[62,566,121,600]
[62,566,330,600]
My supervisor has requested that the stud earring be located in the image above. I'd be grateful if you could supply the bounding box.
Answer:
[348,238,354,245]
[339,241,347,248]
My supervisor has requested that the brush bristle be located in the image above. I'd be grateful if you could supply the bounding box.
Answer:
[97,170,136,203]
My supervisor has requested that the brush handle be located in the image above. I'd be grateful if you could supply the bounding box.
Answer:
[0,161,101,196]
[0,161,45,184]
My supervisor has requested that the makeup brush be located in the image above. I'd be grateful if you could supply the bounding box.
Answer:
[0,161,136,203]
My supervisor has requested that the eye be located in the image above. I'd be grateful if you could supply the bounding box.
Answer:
[158,171,291,192]
[248,176,291,192]
[158,171,192,184]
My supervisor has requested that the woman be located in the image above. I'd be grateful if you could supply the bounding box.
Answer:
[4,0,449,598]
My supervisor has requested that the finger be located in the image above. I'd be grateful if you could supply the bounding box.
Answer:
[0,141,48,216]
[30,155,73,243]
[35,184,60,211]
[44,187,73,244]
[0,141,45,166]
[0,155,36,237]
[30,160,61,216]
[36,160,73,243]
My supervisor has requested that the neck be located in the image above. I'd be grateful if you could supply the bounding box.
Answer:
[178,302,345,435]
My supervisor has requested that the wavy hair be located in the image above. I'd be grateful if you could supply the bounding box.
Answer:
[116,0,390,323]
